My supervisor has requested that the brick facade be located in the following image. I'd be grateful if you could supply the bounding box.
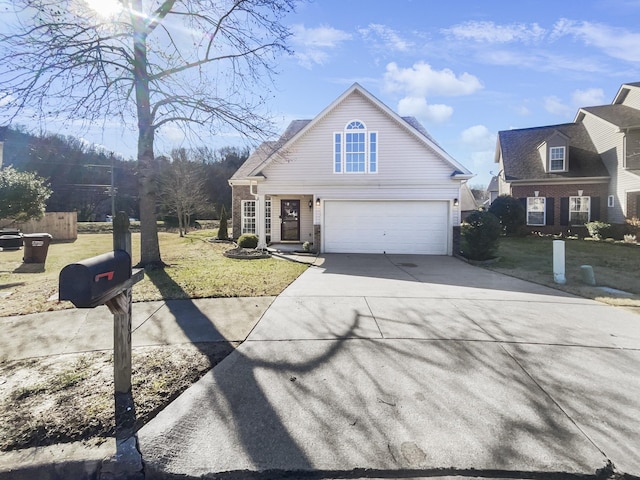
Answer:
[231,184,252,240]
[511,182,609,234]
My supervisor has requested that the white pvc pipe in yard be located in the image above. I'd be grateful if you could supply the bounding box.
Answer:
[553,240,566,284]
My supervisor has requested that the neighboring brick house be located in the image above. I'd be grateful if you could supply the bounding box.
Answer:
[495,81,640,234]
[228,83,473,255]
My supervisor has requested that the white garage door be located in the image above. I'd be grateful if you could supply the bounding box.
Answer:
[323,200,449,254]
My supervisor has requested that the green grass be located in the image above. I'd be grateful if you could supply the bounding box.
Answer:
[487,236,640,307]
[0,229,307,316]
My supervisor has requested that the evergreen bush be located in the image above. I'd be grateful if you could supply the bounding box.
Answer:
[217,205,229,240]
[237,233,258,249]
[488,195,525,236]
[461,210,501,261]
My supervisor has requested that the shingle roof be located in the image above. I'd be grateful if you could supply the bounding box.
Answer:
[229,120,311,180]
[498,123,609,181]
[581,104,640,128]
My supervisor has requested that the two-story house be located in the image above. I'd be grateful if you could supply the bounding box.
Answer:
[495,82,640,233]
[228,83,473,255]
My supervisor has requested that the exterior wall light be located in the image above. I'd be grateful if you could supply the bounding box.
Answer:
[453,198,459,206]
[316,198,321,207]
[308,199,313,208]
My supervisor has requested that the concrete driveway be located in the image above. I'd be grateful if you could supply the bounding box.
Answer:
[139,254,640,479]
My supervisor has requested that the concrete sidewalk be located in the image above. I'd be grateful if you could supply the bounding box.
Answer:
[0,296,274,480]
[0,296,275,362]
[139,254,640,480]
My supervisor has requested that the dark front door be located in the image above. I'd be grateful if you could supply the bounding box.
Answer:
[281,200,300,241]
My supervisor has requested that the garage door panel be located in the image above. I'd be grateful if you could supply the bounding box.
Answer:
[324,201,448,255]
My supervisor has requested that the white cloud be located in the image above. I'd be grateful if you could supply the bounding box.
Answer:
[358,24,413,52]
[291,24,352,69]
[0,93,13,107]
[443,21,546,44]
[545,87,606,117]
[383,62,483,97]
[572,88,605,107]
[552,18,640,62]
[461,125,496,150]
[544,95,573,117]
[397,97,453,124]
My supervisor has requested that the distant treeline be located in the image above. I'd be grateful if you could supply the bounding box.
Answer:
[1,126,248,221]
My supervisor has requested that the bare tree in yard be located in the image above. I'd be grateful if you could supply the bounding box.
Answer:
[0,0,296,267]
[159,148,209,237]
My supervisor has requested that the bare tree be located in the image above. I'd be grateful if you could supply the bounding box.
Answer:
[0,0,295,266]
[158,148,209,237]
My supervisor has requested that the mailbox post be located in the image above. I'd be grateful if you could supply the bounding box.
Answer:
[109,213,137,442]
[58,211,144,478]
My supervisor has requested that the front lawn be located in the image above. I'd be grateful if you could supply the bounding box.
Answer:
[0,230,307,317]
[0,229,306,452]
[487,236,640,308]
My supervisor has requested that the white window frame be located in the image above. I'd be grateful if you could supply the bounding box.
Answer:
[265,198,272,236]
[333,120,378,174]
[608,195,614,208]
[241,200,256,234]
[549,146,566,171]
[569,196,590,225]
[526,197,546,226]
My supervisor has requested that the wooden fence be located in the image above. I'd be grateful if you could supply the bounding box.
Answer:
[1,212,77,241]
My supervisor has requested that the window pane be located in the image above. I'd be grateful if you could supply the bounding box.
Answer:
[527,197,545,225]
[334,133,341,173]
[242,201,256,234]
[569,196,590,225]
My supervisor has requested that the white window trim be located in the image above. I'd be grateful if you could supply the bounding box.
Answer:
[241,200,256,235]
[333,122,378,174]
[265,198,272,236]
[526,197,546,226]
[569,196,590,225]
[608,195,614,208]
[549,146,566,172]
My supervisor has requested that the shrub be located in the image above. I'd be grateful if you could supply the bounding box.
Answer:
[217,205,229,240]
[488,195,525,236]
[585,221,611,240]
[302,241,311,252]
[237,234,258,249]
[461,210,501,261]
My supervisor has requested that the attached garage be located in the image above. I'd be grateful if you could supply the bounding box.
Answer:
[323,200,449,255]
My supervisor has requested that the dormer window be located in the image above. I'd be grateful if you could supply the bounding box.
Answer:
[549,146,566,171]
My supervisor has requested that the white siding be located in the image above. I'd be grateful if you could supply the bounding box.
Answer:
[260,91,456,188]
[581,113,627,222]
[620,87,640,110]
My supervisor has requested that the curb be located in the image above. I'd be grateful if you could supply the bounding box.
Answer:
[0,440,115,480]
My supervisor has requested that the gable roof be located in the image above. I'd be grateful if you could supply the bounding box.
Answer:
[579,104,640,129]
[232,83,471,181]
[498,123,609,182]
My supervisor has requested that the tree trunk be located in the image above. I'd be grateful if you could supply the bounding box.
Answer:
[177,205,184,237]
[132,0,162,267]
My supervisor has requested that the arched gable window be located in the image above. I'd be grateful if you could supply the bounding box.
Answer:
[334,120,377,174]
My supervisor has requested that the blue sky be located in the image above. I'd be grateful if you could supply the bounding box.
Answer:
[6,0,640,187]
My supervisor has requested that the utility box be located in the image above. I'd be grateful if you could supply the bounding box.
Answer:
[22,233,52,263]
[59,250,132,308]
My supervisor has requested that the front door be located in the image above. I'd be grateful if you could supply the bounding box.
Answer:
[281,200,300,241]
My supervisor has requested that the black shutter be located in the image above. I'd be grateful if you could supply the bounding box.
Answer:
[560,197,569,226]
[546,197,555,225]
[591,196,600,221]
